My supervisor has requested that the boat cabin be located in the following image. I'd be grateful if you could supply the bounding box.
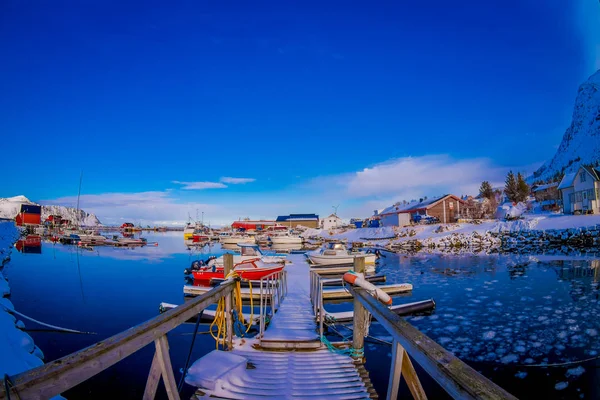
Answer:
[238,244,262,257]
[326,242,346,251]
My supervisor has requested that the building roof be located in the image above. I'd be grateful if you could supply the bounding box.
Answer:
[380,194,462,216]
[558,172,577,190]
[532,182,559,192]
[582,165,600,181]
[325,214,341,219]
[276,214,319,221]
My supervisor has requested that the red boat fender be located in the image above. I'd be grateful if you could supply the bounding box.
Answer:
[343,271,392,306]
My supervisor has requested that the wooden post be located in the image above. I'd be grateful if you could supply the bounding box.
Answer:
[402,351,428,400]
[352,255,367,360]
[154,335,180,400]
[223,253,234,349]
[387,340,405,400]
[142,352,161,400]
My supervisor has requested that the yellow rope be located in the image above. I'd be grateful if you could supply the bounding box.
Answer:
[209,270,255,348]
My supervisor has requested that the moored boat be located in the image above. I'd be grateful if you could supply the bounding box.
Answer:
[216,243,286,264]
[219,234,256,245]
[306,242,377,265]
[185,257,285,282]
[269,232,303,245]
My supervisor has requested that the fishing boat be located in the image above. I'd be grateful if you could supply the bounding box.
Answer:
[183,224,196,240]
[192,233,210,243]
[185,257,285,282]
[306,242,377,265]
[219,234,256,245]
[269,232,303,245]
[216,243,286,264]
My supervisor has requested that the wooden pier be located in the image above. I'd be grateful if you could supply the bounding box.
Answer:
[0,254,517,400]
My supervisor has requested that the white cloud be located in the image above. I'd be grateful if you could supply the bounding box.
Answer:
[220,177,256,184]
[172,181,227,190]
[303,155,539,217]
[40,155,539,226]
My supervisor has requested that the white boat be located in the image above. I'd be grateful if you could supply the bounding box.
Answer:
[220,234,256,245]
[183,224,196,240]
[78,232,108,244]
[306,242,377,265]
[216,244,286,264]
[269,232,302,245]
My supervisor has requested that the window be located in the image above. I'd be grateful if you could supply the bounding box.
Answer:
[581,172,586,183]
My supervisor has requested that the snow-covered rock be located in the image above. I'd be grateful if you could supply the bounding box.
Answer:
[0,195,101,226]
[533,69,600,181]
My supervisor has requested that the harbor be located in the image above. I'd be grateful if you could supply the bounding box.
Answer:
[1,230,600,398]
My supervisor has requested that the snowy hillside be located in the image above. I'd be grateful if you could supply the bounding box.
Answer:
[0,196,101,226]
[533,69,600,181]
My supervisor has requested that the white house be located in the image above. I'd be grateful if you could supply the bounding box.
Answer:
[322,213,343,230]
[558,165,600,214]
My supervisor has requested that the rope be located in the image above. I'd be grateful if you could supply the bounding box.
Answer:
[3,374,20,400]
[209,271,255,348]
[0,304,95,335]
[320,335,364,358]
[178,310,204,394]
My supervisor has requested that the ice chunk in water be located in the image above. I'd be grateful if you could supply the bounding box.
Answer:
[483,331,496,340]
[493,301,503,307]
[566,366,585,377]
[445,325,459,333]
[514,346,526,353]
[515,371,528,379]
[439,337,452,345]
[500,354,518,364]
[555,382,568,390]
[585,329,597,337]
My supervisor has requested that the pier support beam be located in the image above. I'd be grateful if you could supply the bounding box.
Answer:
[223,254,234,350]
[352,255,367,361]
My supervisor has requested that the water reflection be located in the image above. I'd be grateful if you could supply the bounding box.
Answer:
[15,235,42,254]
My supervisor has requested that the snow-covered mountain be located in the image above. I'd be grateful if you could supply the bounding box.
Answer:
[533,69,600,182]
[0,195,102,226]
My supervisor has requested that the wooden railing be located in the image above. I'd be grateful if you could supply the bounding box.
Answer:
[348,258,517,400]
[0,255,237,400]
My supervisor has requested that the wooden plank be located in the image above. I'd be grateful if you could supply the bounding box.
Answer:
[155,335,180,400]
[0,281,235,400]
[386,341,404,400]
[348,286,517,400]
[142,352,161,400]
[402,351,428,400]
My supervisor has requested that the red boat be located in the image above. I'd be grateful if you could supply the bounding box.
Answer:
[188,258,285,282]
[192,234,210,243]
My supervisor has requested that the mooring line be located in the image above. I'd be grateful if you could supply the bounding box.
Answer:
[0,305,96,335]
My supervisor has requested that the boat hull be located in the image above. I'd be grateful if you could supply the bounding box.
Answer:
[191,265,285,281]
[307,253,377,265]
[270,236,302,244]
[220,236,256,244]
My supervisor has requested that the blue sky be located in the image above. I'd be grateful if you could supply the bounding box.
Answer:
[1,1,599,225]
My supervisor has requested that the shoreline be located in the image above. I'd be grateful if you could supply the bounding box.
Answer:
[0,222,48,384]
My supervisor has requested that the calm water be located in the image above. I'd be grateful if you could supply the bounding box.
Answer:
[5,230,600,399]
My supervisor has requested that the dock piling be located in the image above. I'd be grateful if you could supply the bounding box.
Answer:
[352,255,368,360]
[223,254,233,349]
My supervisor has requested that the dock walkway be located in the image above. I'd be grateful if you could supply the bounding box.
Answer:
[187,255,376,399]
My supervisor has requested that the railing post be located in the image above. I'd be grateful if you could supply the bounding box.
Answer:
[352,255,367,361]
[387,340,404,400]
[223,254,233,349]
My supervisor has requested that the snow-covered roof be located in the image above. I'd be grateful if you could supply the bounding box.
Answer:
[532,182,559,192]
[380,194,461,216]
[558,172,577,190]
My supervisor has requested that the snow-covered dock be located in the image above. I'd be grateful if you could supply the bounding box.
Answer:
[185,254,377,398]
